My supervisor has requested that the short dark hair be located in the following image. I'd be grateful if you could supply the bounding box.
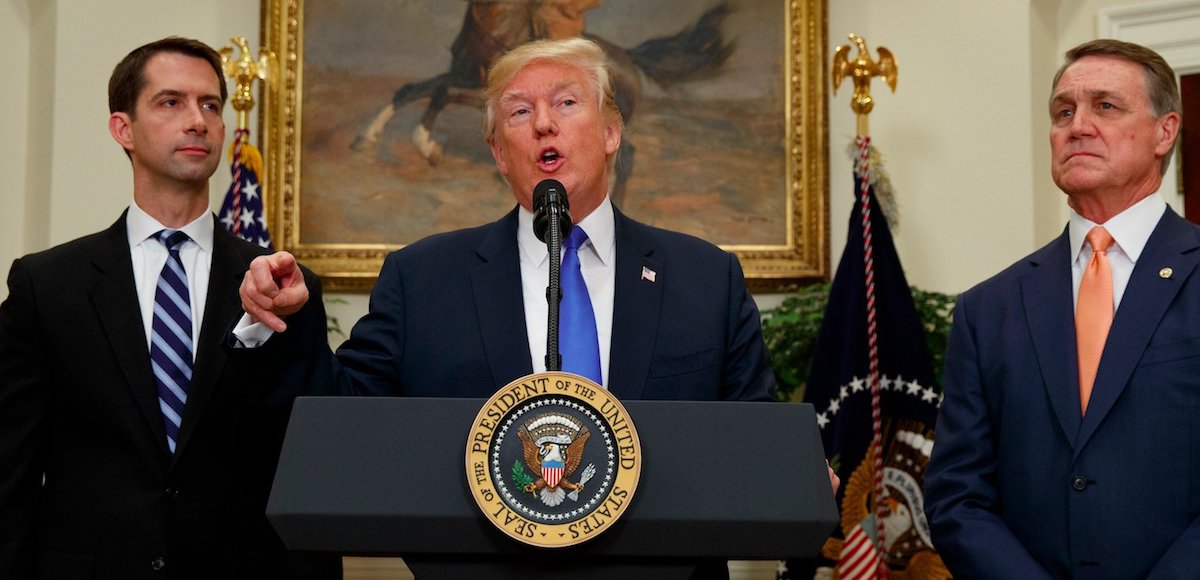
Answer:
[1051,39,1181,174]
[108,36,227,118]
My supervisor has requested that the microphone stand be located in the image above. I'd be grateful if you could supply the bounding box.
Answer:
[544,194,564,372]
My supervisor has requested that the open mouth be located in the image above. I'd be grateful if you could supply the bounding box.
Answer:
[539,148,561,168]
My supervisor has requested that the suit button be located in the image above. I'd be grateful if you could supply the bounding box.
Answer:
[1071,475,1088,491]
[150,556,167,571]
[165,487,180,499]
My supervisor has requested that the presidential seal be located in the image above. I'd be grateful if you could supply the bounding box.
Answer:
[466,372,641,548]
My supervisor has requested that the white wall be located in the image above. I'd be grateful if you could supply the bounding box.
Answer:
[826,1,1042,296]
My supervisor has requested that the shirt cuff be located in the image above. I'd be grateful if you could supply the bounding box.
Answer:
[232,313,275,348]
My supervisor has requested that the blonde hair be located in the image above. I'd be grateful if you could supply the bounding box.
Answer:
[482,37,624,146]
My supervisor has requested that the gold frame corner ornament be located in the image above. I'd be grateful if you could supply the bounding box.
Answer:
[262,0,828,292]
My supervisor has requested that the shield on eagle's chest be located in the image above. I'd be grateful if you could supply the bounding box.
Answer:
[543,459,564,488]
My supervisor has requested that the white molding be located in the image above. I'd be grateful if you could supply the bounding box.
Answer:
[1097,0,1199,208]
[1099,0,1200,73]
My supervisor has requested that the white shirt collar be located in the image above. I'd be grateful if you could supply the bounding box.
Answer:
[126,201,214,253]
[517,195,616,267]
[1068,192,1165,265]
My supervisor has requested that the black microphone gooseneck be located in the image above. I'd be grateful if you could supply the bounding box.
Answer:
[532,179,573,372]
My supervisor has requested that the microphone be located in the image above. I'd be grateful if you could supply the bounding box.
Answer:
[532,179,573,242]
[532,179,572,372]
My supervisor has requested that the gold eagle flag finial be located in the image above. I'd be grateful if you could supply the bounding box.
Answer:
[832,33,897,137]
[218,36,277,130]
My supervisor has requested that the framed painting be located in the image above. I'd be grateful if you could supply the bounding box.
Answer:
[261,0,828,292]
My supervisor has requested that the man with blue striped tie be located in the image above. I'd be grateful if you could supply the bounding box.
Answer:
[0,37,339,579]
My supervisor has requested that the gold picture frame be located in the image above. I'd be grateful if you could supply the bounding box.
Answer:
[261,0,827,292]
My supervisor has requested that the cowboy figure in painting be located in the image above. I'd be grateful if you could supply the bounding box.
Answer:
[350,0,736,205]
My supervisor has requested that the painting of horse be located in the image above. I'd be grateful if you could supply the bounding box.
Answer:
[299,0,787,247]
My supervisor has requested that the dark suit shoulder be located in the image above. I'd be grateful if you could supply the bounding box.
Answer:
[382,211,517,273]
[619,214,730,258]
[960,233,1067,300]
[15,229,115,271]
[397,223,495,257]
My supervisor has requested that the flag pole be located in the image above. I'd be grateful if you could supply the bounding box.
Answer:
[217,37,278,247]
[833,33,898,579]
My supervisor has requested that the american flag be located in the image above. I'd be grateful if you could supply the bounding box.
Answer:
[779,139,944,579]
[218,128,272,248]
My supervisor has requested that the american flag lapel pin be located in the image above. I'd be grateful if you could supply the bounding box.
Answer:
[641,266,656,283]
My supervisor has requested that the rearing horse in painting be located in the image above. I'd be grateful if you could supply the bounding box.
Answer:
[350,0,734,205]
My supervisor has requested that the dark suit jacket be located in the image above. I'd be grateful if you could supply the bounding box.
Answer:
[924,208,1200,579]
[298,205,775,402]
[269,205,774,580]
[0,214,339,580]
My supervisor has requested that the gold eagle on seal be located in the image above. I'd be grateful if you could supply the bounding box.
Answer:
[517,414,595,507]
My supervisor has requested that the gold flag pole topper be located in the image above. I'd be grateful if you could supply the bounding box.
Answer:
[216,36,277,247]
[219,36,277,131]
[832,33,897,137]
[828,33,901,578]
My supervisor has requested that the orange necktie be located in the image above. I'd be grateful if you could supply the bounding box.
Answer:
[1076,226,1114,415]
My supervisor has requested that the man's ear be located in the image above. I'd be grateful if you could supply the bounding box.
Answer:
[489,139,509,177]
[604,122,621,156]
[109,112,134,154]
[1154,112,1181,157]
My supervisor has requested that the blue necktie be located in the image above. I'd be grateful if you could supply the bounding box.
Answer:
[151,230,193,454]
[560,227,602,383]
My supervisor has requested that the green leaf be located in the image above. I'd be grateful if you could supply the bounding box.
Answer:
[759,283,957,401]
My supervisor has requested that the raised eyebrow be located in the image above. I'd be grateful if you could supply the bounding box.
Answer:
[148,89,223,106]
[1077,89,1129,106]
[553,80,585,100]
[498,91,531,109]
[149,89,186,102]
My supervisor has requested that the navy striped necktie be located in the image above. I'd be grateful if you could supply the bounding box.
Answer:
[560,227,602,384]
[151,229,193,454]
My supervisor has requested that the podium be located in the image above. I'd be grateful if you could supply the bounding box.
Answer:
[267,397,838,579]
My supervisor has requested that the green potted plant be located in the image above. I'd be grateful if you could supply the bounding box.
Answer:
[760,284,957,401]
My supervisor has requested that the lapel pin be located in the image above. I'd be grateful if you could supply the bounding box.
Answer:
[641,266,657,283]
[1159,267,1173,279]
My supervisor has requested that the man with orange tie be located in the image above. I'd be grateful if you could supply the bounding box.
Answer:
[924,39,1196,578]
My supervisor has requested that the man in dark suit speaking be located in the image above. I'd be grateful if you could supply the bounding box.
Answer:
[0,37,339,579]
[924,39,1196,578]
[237,37,777,405]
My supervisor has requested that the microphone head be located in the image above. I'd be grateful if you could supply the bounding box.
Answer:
[532,179,573,242]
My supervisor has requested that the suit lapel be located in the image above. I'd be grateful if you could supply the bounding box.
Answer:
[470,210,535,390]
[90,214,171,456]
[608,209,662,400]
[1073,209,1199,456]
[173,221,245,458]
[1021,230,1082,444]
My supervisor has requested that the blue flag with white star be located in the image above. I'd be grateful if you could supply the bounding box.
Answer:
[218,128,272,249]
[783,143,944,578]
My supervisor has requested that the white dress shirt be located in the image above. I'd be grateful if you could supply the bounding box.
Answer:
[1069,192,1166,311]
[519,196,616,388]
[126,202,213,359]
